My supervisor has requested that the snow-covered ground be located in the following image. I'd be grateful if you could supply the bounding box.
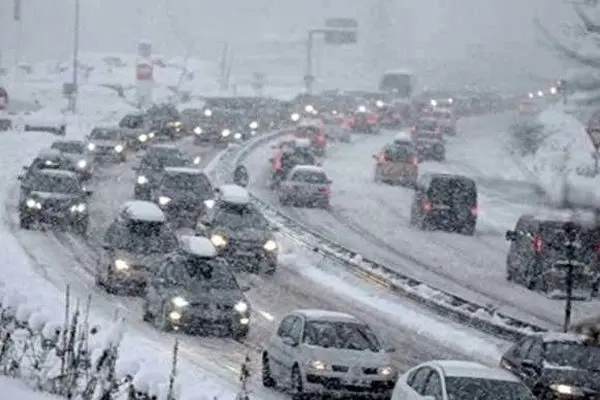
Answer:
[0,376,63,400]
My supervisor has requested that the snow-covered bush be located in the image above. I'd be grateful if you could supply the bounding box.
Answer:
[508,118,548,156]
[0,283,180,400]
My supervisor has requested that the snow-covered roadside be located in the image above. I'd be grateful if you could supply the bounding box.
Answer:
[0,375,63,400]
[519,104,600,208]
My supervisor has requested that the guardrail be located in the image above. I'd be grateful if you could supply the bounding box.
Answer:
[207,129,549,343]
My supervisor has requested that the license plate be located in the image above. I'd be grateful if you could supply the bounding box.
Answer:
[343,378,370,387]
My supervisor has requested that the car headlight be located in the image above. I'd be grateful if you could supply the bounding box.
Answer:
[222,129,231,137]
[234,133,242,140]
[263,240,278,252]
[249,121,258,130]
[430,99,437,107]
[234,301,248,313]
[114,259,129,270]
[203,199,215,209]
[308,360,327,371]
[376,100,384,108]
[193,156,201,164]
[114,144,124,153]
[137,175,148,185]
[194,126,203,135]
[77,159,87,169]
[250,130,257,136]
[210,234,227,247]
[25,199,42,209]
[291,113,300,122]
[550,384,584,396]
[148,131,155,138]
[158,196,171,205]
[378,366,394,376]
[70,203,87,213]
[87,143,96,151]
[171,296,189,308]
[138,134,148,142]
[204,109,212,117]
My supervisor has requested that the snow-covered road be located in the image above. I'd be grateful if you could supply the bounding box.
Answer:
[246,112,600,331]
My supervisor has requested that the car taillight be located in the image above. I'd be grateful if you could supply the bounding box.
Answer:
[470,206,478,215]
[379,152,388,163]
[411,155,419,165]
[409,127,416,133]
[320,186,331,196]
[533,235,543,254]
[422,200,432,212]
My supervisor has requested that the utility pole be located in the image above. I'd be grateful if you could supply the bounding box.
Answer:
[555,221,584,332]
[68,0,80,113]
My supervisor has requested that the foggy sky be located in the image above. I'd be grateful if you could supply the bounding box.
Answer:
[0,0,578,91]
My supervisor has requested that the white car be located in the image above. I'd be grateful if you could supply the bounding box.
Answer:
[392,360,536,400]
[261,309,397,399]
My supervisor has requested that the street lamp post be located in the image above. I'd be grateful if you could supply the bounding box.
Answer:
[68,0,80,113]
[555,221,584,332]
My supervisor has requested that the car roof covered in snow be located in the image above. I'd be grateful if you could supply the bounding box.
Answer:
[382,68,413,76]
[292,138,312,147]
[295,309,360,323]
[429,360,519,381]
[536,332,591,343]
[36,169,79,179]
[393,132,413,144]
[218,184,250,205]
[179,236,217,258]
[163,166,204,175]
[36,148,63,159]
[297,119,321,128]
[120,200,166,222]
[290,165,326,174]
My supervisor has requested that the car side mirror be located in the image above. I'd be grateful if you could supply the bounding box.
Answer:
[17,175,23,181]
[505,230,517,241]
[85,189,93,196]
[241,285,251,292]
[282,336,298,347]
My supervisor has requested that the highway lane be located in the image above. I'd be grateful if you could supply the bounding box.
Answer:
[245,115,600,331]
[3,136,481,398]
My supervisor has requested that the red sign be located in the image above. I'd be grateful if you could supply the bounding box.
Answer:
[136,63,153,81]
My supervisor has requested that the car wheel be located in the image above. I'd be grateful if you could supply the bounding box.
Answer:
[19,214,33,230]
[102,271,118,295]
[232,325,249,341]
[291,365,304,400]
[154,303,172,332]
[142,298,153,322]
[462,221,475,236]
[263,260,277,276]
[506,264,516,282]
[73,219,88,236]
[262,353,277,388]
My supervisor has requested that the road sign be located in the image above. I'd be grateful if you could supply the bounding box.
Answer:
[325,18,358,29]
[324,30,357,44]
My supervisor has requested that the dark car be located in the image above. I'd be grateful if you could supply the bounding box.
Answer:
[50,140,93,180]
[500,332,600,399]
[409,173,478,235]
[195,185,279,275]
[350,109,381,134]
[142,236,251,339]
[133,144,195,200]
[410,117,445,161]
[86,127,128,162]
[505,214,600,295]
[96,200,179,294]
[24,148,84,181]
[153,167,214,227]
[193,108,240,146]
[18,169,91,233]
[277,165,332,209]
[270,141,318,187]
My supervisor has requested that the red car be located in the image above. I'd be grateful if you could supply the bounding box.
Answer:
[295,119,327,156]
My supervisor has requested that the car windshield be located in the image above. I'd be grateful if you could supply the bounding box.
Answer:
[104,221,178,254]
[291,170,329,184]
[171,258,238,289]
[119,115,144,129]
[418,120,437,131]
[143,153,188,170]
[385,145,414,162]
[445,377,535,400]
[29,174,80,194]
[296,126,319,137]
[544,342,600,371]
[283,152,316,167]
[91,129,120,141]
[429,178,476,205]
[51,142,84,154]
[215,204,270,230]
[162,173,212,195]
[433,110,451,119]
[303,321,381,351]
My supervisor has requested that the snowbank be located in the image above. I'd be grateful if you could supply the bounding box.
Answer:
[522,104,600,207]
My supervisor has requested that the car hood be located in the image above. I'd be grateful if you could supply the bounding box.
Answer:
[113,249,159,267]
[29,191,80,201]
[543,366,600,391]
[61,153,88,163]
[218,227,271,243]
[171,288,245,306]
[305,345,392,368]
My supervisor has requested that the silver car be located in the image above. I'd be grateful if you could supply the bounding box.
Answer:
[86,127,128,162]
[262,309,397,399]
[278,165,332,209]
